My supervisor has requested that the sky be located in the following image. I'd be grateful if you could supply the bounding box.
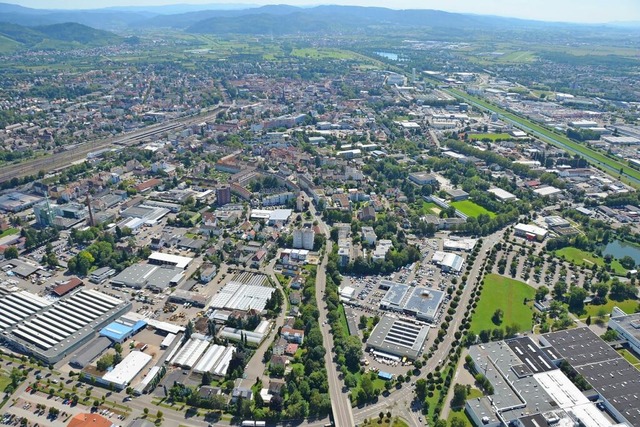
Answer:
[9,0,640,23]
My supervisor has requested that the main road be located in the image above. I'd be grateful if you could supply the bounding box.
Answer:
[315,241,356,427]
[0,104,227,184]
[310,201,355,427]
[352,229,504,426]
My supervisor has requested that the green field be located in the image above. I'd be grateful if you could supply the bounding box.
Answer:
[291,48,357,60]
[0,228,18,238]
[582,299,639,319]
[618,349,640,366]
[0,372,11,393]
[470,274,536,333]
[555,247,627,275]
[447,388,482,426]
[468,133,512,141]
[446,88,640,189]
[451,200,496,218]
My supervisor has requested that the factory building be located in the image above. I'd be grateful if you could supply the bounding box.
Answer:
[2,289,130,364]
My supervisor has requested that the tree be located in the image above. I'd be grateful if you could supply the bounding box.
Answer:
[4,246,18,260]
[492,309,504,325]
[451,417,467,427]
[415,378,428,401]
[553,281,568,300]
[535,286,549,302]
[270,394,284,412]
[620,255,636,270]
[568,287,588,314]
[143,408,149,416]
[602,330,619,342]
[156,410,163,419]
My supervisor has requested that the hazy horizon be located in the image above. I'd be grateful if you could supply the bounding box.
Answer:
[6,0,640,24]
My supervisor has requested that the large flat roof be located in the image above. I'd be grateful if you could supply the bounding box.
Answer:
[366,315,429,359]
[542,327,640,427]
[148,252,192,269]
[403,287,444,321]
[380,282,409,308]
[609,311,640,345]
[101,351,152,388]
[209,281,275,312]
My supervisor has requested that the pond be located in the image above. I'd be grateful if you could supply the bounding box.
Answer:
[375,51,401,61]
[603,240,640,265]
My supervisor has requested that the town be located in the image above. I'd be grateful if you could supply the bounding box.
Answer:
[0,2,640,427]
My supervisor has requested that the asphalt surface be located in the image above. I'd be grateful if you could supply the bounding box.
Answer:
[316,241,355,427]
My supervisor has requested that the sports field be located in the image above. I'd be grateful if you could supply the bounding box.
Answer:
[468,133,511,141]
[451,200,496,218]
[470,274,535,334]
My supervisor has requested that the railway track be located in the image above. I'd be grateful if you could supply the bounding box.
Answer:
[0,106,225,184]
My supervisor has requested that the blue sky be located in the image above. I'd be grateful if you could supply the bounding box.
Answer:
[10,0,640,23]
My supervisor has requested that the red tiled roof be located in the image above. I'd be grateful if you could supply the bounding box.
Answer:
[52,277,83,297]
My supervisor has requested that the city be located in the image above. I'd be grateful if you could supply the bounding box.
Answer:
[0,1,639,427]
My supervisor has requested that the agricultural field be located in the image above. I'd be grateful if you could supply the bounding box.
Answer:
[291,48,357,60]
[451,200,496,218]
[470,274,536,334]
[555,247,627,275]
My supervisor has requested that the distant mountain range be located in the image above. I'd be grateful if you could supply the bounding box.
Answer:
[0,2,637,46]
[0,21,123,52]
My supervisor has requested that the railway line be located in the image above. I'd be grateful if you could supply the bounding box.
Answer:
[0,105,227,184]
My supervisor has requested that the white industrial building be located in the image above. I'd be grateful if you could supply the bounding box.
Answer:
[293,228,315,250]
[169,335,210,369]
[148,252,192,269]
[514,223,548,241]
[100,351,152,390]
[533,186,562,198]
[443,238,477,252]
[431,251,464,273]
[2,288,130,364]
[193,344,235,377]
[209,282,275,312]
[488,187,518,202]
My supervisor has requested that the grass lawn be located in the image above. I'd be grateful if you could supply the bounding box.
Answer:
[451,200,496,218]
[336,304,350,336]
[470,274,536,334]
[419,201,439,215]
[468,133,512,141]
[555,247,627,276]
[618,349,640,366]
[582,299,638,319]
[0,228,18,238]
[0,372,11,393]
[447,388,482,427]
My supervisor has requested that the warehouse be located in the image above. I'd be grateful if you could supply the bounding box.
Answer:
[488,187,517,202]
[169,335,210,369]
[110,264,185,291]
[4,289,131,364]
[0,290,51,333]
[533,186,562,198]
[99,318,147,343]
[70,337,112,369]
[148,252,192,269]
[100,351,153,390]
[366,315,429,360]
[540,327,640,427]
[403,287,445,322]
[514,223,548,241]
[209,282,275,312]
[193,344,235,377]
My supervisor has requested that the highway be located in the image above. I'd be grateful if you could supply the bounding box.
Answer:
[352,229,504,426]
[444,89,640,187]
[0,105,227,184]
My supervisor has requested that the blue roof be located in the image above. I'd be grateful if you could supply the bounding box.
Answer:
[132,320,147,333]
[100,322,134,341]
[378,371,393,380]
